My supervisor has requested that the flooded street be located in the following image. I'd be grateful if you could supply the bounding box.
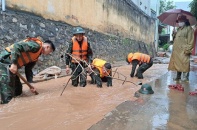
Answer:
[1,1,196,129]
[0,64,168,130]
[89,64,197,130]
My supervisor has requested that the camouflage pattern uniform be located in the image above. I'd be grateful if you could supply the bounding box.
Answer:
[130,58,153,79]
[65,41,93,87]
[0,40,40,104]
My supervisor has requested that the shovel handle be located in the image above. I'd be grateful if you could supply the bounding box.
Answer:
[16,72,39,95]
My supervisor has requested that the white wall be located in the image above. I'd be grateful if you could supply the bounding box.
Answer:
[131,0,151,16]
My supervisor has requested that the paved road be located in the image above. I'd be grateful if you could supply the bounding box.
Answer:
[88,62,197,130]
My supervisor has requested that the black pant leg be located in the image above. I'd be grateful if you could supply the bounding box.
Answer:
[70,63,79,87]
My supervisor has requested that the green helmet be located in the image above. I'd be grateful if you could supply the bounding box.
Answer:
[139,84,154,94]
[73,27,85,35]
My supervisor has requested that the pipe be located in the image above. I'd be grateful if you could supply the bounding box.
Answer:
[2,0,5,12]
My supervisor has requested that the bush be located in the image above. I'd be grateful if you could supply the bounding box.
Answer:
[162,43,170,51]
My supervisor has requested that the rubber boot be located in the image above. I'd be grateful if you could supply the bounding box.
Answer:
[173,72,181,81]
[95,75,102,88]
[182,72,189,82]
[79,71,87,87]
[90,73,96,84]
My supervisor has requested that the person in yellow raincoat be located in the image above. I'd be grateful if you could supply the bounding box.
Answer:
[168,15,194,82]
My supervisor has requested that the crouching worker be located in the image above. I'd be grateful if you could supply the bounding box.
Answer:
[126,52,153,79]
[0,37,55,104]
[90,58,112,87]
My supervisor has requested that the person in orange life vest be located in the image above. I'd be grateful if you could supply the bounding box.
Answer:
[65,27,93,87]
[126,52,153,79]
[0,37,55,104]
[90,58,112,88]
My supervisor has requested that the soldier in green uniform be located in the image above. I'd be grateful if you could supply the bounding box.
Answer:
[65,27,93,87]
[0,37,55,104]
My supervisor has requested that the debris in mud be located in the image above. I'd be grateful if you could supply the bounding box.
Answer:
[35,66,61,77]
[33,66,71,82]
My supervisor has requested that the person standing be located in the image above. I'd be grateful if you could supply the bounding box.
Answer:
[126,52,153,79]
[65,27,93,87]
[168,15,194,82]
[90,58,112,88]
[0,37,55,104]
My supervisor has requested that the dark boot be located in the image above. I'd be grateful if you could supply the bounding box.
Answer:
[70,63,79,87]
[135,73,143,79]
[71,75,79,87]
[173,71,181,81]
[90,73,96,84]
[182,72,189,82]
[79,73,87,87]
[72,81,78,87]
[95,75,102,88]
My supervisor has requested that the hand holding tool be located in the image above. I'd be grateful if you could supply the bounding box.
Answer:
[16,72,39,95]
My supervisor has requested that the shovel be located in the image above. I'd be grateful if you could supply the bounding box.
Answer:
[16,72,39,95]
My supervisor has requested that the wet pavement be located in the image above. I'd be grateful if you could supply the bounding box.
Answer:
[1,60,197,130]
[88,64,197,130]
[0,63,168,130]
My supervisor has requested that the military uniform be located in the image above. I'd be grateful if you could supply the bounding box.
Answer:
[65,37,93,87]
[126,52,153,79]
[0,39,41,104]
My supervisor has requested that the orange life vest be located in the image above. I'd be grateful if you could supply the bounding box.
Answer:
[92,58,111,78]
[128,52,150,63]
[5,37,43,67]
[71,36,88,63]
[127,53,133,63]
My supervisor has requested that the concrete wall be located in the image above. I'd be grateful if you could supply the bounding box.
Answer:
[0,10,156,72]
[5,0,155,44]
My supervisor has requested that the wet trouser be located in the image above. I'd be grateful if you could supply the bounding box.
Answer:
[175,71,189,81]
[25,62,36,83]
[174,71,182,80]
[183,72,189,80]
[70,62,87,87]
[90,69,102,87]
[90,68,112,87]
[135,58,153,79]
[0,63,23,104]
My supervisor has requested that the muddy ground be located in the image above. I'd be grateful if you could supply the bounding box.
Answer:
[0,64,168,130]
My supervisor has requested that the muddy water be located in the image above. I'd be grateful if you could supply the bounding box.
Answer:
[0,64,168,130]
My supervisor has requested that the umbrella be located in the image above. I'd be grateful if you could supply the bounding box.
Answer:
[157,9,197,26]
